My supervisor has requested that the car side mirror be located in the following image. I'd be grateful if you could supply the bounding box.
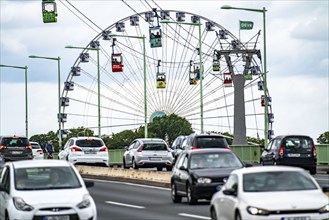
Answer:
[223,188,237,196]
[124,146,128,151]
[322,186,329,193]
[244,163,253,167]
[179,166,187,171]
[84,180,94,188]
[0,184,8,193]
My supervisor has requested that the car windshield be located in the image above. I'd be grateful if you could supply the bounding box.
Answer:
[76,139,103,147]
[143,143,167,151]
[15,166,82,190]
[243,171,318,192]
[190,153,243,169]
[31,144,41,149]
[196,137,228,148]
[3,138,29,147]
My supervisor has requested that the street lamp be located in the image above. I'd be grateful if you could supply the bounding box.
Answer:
[108,34,148,137]
[161,20,204,133]
[220,5,269,146]
[0,64,28,137]
[28,55,62,148]
[65,45,101,137]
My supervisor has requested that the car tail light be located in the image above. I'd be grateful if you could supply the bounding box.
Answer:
[191,147,199,150]
[227,146,231,150]
[279,147,284,157]
[0,145,7,149]
[99,147,108,152]
[25,146,32,150]
[71,146,82,152]
[137,144,144,152]
[312,147,317,157]
[37,150,43,154]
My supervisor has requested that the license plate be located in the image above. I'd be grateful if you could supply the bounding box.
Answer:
[84,151,96,154]
[43,216,69,220]
[150,157,161,161]
[282,217,310,220]
[11,151,22,155]
[287,153,300,157]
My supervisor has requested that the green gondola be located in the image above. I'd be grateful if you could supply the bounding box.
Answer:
[42,0,57,23]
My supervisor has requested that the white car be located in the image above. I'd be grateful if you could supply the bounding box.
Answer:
[58,137,109,167]
[0,160,97,220]
[30,142,44,160]
[210,166,329,220]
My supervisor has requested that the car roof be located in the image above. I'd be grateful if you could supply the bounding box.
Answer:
[30,141,40,144]
[138,138,165,143]
[9,160,71,169]
[191,133,225,138]
[231,166,306,175]
[70,136,103,140]
[0,135,28,138]
[273,135,312,139]
[185,148,232,155]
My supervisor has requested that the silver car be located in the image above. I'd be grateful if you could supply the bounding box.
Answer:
[123,138,173,171]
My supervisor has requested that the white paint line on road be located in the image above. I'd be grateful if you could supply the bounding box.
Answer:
[105,201,145,209]
[178,213,211,220]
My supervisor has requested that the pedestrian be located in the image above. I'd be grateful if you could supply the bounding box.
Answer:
[45,140,55,159]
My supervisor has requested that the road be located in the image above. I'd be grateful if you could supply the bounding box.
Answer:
[87,173,328,220]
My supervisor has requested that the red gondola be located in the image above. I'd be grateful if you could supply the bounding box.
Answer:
[111,53,123,72]
[224,72,232,87]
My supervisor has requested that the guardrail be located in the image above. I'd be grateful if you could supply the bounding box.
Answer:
[108,144,329,165]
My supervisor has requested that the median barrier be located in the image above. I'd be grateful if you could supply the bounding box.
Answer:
[76,165,171,188]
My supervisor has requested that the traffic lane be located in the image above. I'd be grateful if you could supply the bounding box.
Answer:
[314,173,329,187]
[87,179,210,220]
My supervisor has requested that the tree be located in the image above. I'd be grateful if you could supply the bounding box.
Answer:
[317,131,329,144]
[148,114,193,146]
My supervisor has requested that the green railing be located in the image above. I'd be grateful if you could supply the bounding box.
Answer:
[107,144,329,165]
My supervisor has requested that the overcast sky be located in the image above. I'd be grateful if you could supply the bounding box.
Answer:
[0,0,328,142]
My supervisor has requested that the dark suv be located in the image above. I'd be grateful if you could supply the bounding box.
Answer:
[0,136,33,161]
[183,133,230,150]
[260,135,317,174]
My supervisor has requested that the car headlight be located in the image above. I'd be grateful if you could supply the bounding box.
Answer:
[77,194,91,209]
[13,197,34,211]
[247,206,270,216]
[197,177,212,184]
[319,204,329,213]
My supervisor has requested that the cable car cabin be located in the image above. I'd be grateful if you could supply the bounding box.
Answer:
[223,73,232,87]
[156,72,166,89]
[111,54,123,72]
[258,81,264,91]
[261,95,272,107]
[102,30,111,40]
[116,22,125,32]
[245,72,252,80]
[150,27,162,48]
[130,16,139,26]
[191,15,200,24]
[57,113,67,123]
[268,113,274,123]
[160,11,170,20]
[176,12,185,22]
[189,70,198,85]
[79,53,89,63]
[206,22,215,31]
[64,81,74,91]
[42,0,57,23]
[217,30,228,40]
[213,52,220,72]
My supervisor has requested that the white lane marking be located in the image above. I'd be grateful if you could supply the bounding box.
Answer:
[84,178,170,191]
[105,201,145,209]
[178,213,211,220]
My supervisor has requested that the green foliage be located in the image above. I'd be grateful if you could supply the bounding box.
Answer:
[317,131,329,144]
[148,114,193,146]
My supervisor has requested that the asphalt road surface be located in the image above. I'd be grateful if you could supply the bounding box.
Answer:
[87,173,328,220]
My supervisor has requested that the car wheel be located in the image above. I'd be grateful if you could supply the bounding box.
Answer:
[166,166,173,171]
[310,168,317,175]
[272,160,277,165]
[171,182,182,203]
[260,160,264,166]
[132,158,138,170]
[187,183,197,205]
[235,211,242,220]
[157,167,163,171]
[5,211,9,220]
[123,157,129,169]
[210,207,218,220]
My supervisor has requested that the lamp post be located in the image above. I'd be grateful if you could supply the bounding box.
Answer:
[0,64,28,137]
[220,5,269,146]
[161,20,204,133]
[28,55,62,148]
[65,45,101,137]
[109,34,148,138]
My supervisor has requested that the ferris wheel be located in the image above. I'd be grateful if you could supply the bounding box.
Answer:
[59,9,273,143]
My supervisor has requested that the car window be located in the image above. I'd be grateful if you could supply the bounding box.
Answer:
[225,174,238,191]
[0,166,10,191]
[196,137,228,148]
[142,143,167,151]
[243,171,318,192]
[283,137,313,153]
[76,139,103,147]
[175,153,185,168]
[2,137,29,147]
[31,143,41,149]
[190,153,243,169]
[14,166,82,190]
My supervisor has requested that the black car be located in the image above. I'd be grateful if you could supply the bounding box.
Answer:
[260,135,317,175]
[171,135,187,163]
[184,133,229,150]
[0,136,32,161]
[171,148,245,205]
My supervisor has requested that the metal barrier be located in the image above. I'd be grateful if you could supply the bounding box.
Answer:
[107,144,329,165]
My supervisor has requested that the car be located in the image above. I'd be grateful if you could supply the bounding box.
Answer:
[123,138,174,171]
[171,135,188,163]
[260,135,317,174]
[58,137,109,167]
[0,136,33,161]
[30,142,44,160]
[210,166,329,220]
[183,133,230,150]
[0,160,97,220]
[171,148,246,205]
